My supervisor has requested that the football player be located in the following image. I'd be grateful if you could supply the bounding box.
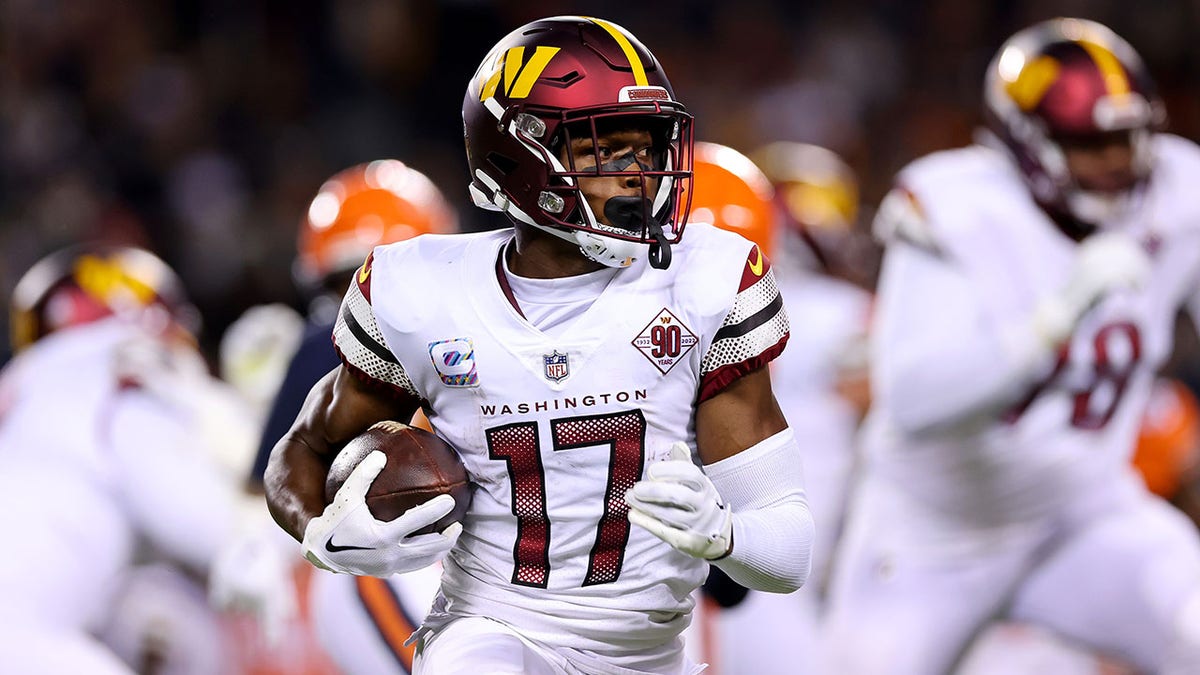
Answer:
[250,159,459,490]
[822,18,1200,674]
[264,16,814,675]
[213,159,459,675]
[726,141,877,675]
[0,245,243,673]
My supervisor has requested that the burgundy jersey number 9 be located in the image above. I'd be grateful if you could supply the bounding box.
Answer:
[1006,321,1141,429]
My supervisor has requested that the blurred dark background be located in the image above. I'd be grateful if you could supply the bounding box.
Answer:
[3,0,1199,366]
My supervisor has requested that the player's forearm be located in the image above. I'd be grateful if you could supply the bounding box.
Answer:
[707,428,814,594]
[876,244,1056,435]
[882,318,1055,435]
[264,434,332,542]
[716,502,814,593]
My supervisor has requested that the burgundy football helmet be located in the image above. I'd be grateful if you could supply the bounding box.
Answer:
[10,244,200,351]
[983,18,1166,225]
[463,16,694,269]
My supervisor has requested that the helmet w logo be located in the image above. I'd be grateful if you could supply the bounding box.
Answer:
[478,46,560,101]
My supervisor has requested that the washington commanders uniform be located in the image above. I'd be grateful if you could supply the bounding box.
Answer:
[823,135,1200,674]
[0,318,241,673]
[332,223,788,671]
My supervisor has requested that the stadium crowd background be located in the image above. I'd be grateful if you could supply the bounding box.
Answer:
[2,0,1199,377]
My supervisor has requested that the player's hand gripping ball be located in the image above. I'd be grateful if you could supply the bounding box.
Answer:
[325,421,471,534]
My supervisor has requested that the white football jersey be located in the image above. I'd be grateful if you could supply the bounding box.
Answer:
[0,318,239,632]
[332,223,788,659]
[866,134,1200,526]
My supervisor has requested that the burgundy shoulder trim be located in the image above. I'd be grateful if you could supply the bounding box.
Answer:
[697,333,788,403]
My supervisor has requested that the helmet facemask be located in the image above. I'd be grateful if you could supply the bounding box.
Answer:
[503,101,694,269]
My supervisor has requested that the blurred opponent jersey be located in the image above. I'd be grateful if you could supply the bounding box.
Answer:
[865,134,1200,525]
[332,224,788,669]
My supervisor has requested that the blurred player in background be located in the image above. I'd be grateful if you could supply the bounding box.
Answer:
[265,15,814,674]
[959,379,1200,675]
[213,159,458,675]
[0,245,243,674]
[823,18,1200,674]
[287,160,456,675]
[250,159,459,490]
[682,141,875,674]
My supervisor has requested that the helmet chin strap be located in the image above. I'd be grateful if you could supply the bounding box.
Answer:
[603,196,672,269]
[646,223,672,269]
[523,219,646,269]
[522,196,674,270]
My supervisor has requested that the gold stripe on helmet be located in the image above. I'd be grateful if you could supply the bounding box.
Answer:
[1076,39,1131,99]
[508,46,560,98]
[586,18,649,86]
[74,255,157,306]
[1005,55,1060,112]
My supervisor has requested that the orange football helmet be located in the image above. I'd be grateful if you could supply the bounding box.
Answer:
[686,142,775,257]
[10,244,200,352]
[1133,379,1200,499]
[295,159,458,287]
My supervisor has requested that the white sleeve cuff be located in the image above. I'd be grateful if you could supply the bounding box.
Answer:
[705,428,814,593]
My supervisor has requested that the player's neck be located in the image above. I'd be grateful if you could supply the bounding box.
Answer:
[508,225,607,278]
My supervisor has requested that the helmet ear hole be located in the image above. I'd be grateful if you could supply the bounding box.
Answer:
[486,152,519,176]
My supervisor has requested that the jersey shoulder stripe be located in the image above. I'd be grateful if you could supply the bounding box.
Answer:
[697,243,789,401]
[331,251,420,399]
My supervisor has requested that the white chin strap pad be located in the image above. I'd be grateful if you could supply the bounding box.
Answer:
[525,220,645,269]
[573,229,645,268]
[1067,189,1130,225]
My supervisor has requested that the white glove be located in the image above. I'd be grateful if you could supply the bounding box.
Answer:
[301,451,462,577]
[625,442,733,560]
[1033,231,1150,346]
[209,523,298,646]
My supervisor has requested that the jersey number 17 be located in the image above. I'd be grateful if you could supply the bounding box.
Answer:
[485,409,645,588]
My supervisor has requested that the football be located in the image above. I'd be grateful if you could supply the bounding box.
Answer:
[325,421,471,534]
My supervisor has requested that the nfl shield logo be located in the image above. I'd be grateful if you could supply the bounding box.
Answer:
[543,350,570,382]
